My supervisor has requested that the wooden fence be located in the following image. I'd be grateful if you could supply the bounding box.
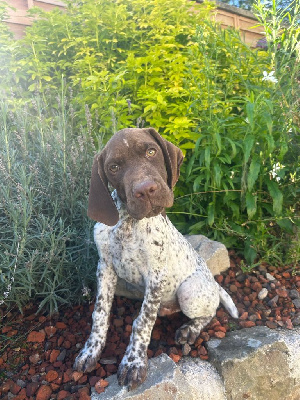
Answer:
[3,0,264,46]
[3,0,65,39]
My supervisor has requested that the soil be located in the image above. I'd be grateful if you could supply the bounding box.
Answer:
[1,251,299,400]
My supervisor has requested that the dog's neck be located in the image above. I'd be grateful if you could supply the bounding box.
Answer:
[110,190,128,220]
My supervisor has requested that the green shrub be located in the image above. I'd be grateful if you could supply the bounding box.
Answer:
[0,0,299,312]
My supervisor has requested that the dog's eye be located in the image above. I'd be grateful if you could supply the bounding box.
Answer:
[109,164,120,173]
[146,148,157,157]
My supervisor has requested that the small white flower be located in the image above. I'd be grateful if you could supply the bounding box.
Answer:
[262,71,278,83]
[245,117,249,123]
[270,162,284,182]
[230,171,235,179]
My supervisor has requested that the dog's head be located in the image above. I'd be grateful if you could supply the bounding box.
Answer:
[87,128,184,225]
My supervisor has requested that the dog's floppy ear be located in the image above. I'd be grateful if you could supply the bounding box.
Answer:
[87,153,119,226]
[146,128,184,188]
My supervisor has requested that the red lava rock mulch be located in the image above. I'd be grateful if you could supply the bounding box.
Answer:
[0,251,299,399]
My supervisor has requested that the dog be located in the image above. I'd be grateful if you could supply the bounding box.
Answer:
[73,127,238,390]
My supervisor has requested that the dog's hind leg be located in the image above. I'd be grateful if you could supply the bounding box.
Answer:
[175,269,220,345]
[175,315,214,345]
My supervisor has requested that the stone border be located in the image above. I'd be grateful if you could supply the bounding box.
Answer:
[92,326,300,400]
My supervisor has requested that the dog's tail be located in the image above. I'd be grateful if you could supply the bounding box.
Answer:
[218,285,239,319]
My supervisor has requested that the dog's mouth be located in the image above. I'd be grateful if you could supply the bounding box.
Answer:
[146,205,165,218]
[127,204,165,220]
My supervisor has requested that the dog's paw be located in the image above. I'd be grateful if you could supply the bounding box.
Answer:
[117,355,148,391]
[73,347,100,373]
[175,322,199,345]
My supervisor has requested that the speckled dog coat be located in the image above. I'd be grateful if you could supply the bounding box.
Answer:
[73,128,238,390]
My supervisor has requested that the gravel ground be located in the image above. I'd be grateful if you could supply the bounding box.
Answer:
[1,251,299,400]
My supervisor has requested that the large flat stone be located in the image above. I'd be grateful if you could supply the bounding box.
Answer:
[207,326,300,400]
[92,353,226,400]
[185,234,230,276]
[92,327,300,400]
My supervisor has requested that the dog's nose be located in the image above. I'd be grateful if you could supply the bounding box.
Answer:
[134,181,158,200]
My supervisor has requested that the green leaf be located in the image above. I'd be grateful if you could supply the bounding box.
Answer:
[246,191,257,219]
[213,163,221,188]
[246,102,254,128]
[224,137,237,158]
[204,147,210,168]
[186,153,196,177]
[266,180,283,215]
[243,135,255,163]
[247,156,260,191]
[215,132,221,154]
[276,218,294,234]
[180,142,196,149]
[244,239,257,265]
[207,202,214,226]
[265,134,275,153]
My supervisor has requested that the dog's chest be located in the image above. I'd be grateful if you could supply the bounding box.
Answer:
[109,216,169,285]
[94,212,202,292]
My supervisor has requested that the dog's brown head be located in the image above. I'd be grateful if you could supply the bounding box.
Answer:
[87,128,184,225]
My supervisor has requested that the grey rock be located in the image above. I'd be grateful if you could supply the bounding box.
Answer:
[182,343,191,356]
[292,298,300,309]
[268,294,279,307]
[266,272,276,281]
[185,235,230,276]
[92,327,300,400]
[16,379,26,388]
[290,289,300,299]
[207,326,300,400]
[115,234,230,298]
[293,314,300,326]
[99,357,117,365]
[258,288,268,300]
[57,349,67,362]
[92,353,226,400]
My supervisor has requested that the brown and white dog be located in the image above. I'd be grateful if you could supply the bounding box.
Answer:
[73,128,238,390]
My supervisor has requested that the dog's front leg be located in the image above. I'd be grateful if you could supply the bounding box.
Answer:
[73,259,117,373]
[117,277,165,391]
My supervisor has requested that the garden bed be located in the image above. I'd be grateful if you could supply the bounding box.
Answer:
[0,251,299,400]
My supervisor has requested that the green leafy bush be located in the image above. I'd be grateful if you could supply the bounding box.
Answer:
[0,0,299,312]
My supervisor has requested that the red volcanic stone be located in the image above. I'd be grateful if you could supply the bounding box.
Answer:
[50,349,60,363]
[56,322,67,329]
[57,390,70,400]
[152,329,161,340]
[45,326,57,337]
[27,331,46,343]
[239,311,249,320]
[276,288,288,298]
[72,371,83,382]
[240,321,256,328]
[36,385,52,400]
[169,353,181,362]
[15,388,27,400]
[45,370,58,382]
[214,331,226,339]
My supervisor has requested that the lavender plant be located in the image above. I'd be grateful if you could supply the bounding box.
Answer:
[0,87,98,313]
